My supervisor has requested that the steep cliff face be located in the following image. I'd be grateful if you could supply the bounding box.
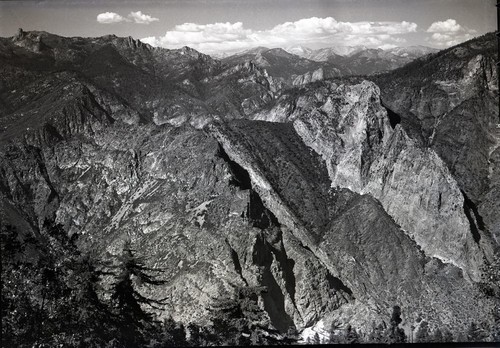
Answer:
[1,113,362,334]
[374,33,499,246]
[252,79,485,280]
[2,93,493,337]
[208,119,493,331]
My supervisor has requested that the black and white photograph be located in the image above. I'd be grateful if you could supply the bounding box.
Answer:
[0,0,498,346]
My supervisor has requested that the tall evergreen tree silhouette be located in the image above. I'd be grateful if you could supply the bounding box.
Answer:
[2,221,113,347]
[386,305,406,343]
[109,240,167,346]
[205,286,279,345]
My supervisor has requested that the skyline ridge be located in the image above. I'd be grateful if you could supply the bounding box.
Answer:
[1,0,495,54]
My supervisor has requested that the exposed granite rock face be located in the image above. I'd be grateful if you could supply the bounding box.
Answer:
[0,115,357,333]
[208,119,494,332]
[204,61,284,119]
[374,33,499,246]
[0,59,349,331]
[292,67,340,86]
[362,126,482,275]
[3,100,493,336]
[479,139,500,245]
[292,81,393,191]
[252,79,484,280]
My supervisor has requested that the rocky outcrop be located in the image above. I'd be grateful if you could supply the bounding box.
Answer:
[208,119,493,332]
[1,115,359,333]
[222,47,344,86]
[293,68,332,86]
[252,79,485,280]
[205,61,284,118]
[374,33,499,246]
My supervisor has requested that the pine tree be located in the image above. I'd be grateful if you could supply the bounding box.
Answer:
[391,305,402,327]
[108,240,167,347]
[186,323,204,346]
[385,305,406,343]
[205,286,272,345]
[2,221,115,347]
[284,326,300,344]
[157,317,187,347]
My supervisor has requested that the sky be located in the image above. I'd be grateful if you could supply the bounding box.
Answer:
[0,0,496,55]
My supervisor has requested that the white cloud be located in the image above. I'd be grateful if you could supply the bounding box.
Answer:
[97,12,129,24]
[140,36,158,46]
[128,11,159,24]
[161,22,250,45]
[379,43,398,50]
[140,17,418,54]
[97,11,159,25]
[427,19,462,33]
[425,19,476,48]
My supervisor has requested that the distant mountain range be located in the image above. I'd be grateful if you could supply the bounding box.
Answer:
[220,44,440,82]
[285,44,438,60]
[285,45,368,59]
[221,47,346,85]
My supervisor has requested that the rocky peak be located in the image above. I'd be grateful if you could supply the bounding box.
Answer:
[179,45,203,58]
[254,77,486,280]
[223,47,345,85]
[15,27,25,40]
[292,80,393,191]
[207,118,492,332]
[111,35,151,51]
[292,67,325,86]
[374,32,499,246]
[11,29,49,53]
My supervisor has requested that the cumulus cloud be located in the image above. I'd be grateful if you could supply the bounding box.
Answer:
[425,19,476,47]
[427,19,462,33]
[97,11,159,25]
[97,12,129,24]
[140,17,417,54]
[128,11,159,24]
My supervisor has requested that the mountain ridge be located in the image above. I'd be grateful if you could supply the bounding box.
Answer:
[1,30,498,345]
